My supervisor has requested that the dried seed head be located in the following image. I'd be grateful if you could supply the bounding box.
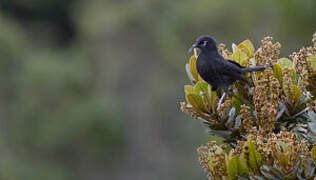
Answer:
[291,45,316,92]
[233,131,310,175]
[255,36,281,65]
[253,36,281,133]
[218,43,232,58]
[240,105,253,135]
[218,99,232,118]
[254,72,280,132]
[197,143,228,179]
[197,145,212,176]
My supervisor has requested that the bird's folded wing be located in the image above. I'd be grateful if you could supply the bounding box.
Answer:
[225,59,245,68]
[220,59,244,76]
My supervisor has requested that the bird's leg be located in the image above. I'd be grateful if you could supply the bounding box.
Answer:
[217,92,227,111]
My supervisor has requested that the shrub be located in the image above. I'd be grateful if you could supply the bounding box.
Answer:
[180,32,316,179]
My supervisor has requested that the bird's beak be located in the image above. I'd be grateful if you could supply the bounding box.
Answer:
[188,43,197,53]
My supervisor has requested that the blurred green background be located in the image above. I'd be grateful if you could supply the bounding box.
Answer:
[0,0,315,179]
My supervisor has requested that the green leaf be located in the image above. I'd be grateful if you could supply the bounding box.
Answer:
[208,85,217,102]
[208,85,218,111]
[184,85,196,103]
[239,157,250,176]
[311,145,316,162]
[215,146,224,154]
[189,55,199,81]
[232,43,238,53]
[231,93,242,115]
[272,63,283,84]
[185,64,195,83]
[186,93,207,112]
[278,58,293,68]
[235,82,249,102]
[228,156,239,180]
[232,50,248,66]
[243,140,262,174]
[309,55,316,70]
[237,40,255,57]
[194,81,208,93]
[228,155,249,180]
[277,58,296,81]
[184,85,195,95]
[194,81,211,111]
[290,85,301,104]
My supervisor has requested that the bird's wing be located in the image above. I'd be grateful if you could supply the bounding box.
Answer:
[218,58,245,81]
[219,58,244,74]
[226,59,245,68]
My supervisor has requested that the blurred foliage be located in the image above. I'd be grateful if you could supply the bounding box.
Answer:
[0,8,126,180]
[0,0,316,179]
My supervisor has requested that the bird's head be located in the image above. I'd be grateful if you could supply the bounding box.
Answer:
[188,35,217,53]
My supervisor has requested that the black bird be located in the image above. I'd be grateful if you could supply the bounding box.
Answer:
[189,35,268,110]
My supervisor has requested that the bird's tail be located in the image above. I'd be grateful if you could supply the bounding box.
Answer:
[242,63,272,73]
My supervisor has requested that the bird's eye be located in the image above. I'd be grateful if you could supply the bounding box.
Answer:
[201,40,208,46]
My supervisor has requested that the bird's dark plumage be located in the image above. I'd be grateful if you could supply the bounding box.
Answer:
[189,35,268,109]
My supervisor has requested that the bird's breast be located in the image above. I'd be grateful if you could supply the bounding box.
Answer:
[196,57,218,84]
